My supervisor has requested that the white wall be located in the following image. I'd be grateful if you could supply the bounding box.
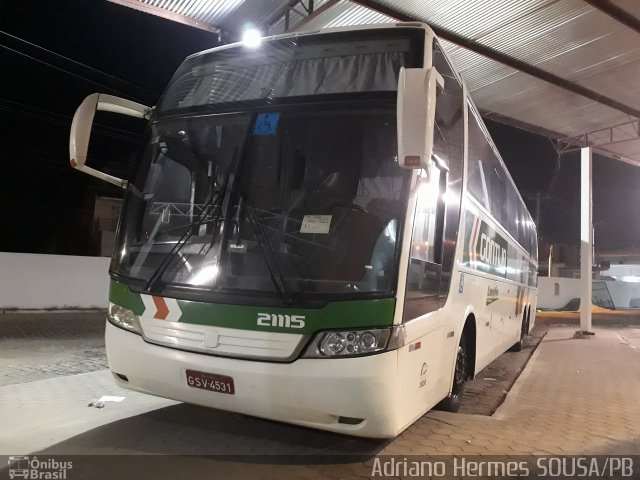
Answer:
[0,253,110,309]
[537,277,582,310]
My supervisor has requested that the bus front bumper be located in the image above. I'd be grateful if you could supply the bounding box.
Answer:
[105,322,401,438]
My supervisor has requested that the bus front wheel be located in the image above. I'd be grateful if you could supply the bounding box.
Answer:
[437,339,468,413]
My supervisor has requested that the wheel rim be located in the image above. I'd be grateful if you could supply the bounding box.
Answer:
[452,343,467,398]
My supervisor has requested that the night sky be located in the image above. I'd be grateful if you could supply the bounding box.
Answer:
[1,0,638,256]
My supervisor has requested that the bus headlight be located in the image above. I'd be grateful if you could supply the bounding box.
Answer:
[303,326,405,358]
[108,303,142,334]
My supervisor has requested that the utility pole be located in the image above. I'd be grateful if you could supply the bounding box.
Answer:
[578,147,594,337]
[535,192,541,231]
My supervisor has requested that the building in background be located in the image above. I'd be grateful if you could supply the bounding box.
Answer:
[598,248,640,283]
[93,196,122,257]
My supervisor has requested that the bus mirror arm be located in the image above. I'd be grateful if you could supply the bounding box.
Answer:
[397,66,445,171]
[69,93,151,189]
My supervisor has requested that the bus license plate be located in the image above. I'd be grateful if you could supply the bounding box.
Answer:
[186,369,235,395]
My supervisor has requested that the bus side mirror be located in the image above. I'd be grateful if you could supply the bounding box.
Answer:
[397,66,444,170]
[69,93,150,188]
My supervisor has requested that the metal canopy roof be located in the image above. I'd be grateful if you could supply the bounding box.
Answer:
[109,0,640,166]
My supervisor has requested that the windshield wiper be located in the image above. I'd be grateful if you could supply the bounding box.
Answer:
[240,192,292,302]
[144,154,237,293]
[143,192,224,292]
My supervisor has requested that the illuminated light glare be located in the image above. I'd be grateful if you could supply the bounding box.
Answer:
[620,276,640,283]
[242,28,262,48]
[442,190,458,204]
[178,253,193,273]
[383,219,397,242]
[417,166,441,206]
[190,265,219,285]
[417,181,432,197]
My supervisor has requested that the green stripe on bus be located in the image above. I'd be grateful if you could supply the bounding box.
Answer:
[109,279,145,315]
[109,279,395,334]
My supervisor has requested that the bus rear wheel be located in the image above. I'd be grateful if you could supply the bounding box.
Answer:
[509,309,529,352]
[437,339,468,413]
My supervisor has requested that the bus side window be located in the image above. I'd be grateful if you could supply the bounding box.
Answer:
[431,39,464,303]
[468,102,533,256]
[403,163,446,320]
[402,39,464,322]
[467,116,491,211]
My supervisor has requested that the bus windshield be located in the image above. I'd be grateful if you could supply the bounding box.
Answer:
[157,28,421,113]
[113,103,411,300]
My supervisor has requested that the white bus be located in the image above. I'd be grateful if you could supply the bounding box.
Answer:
[69,22,537,438]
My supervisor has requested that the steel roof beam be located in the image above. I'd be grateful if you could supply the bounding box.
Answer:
[290,0,341,32]
[108,0,220,33]
[262,0,339,34]
[260,0,307,31]
[350,0,640,119]
[583,0,640,34]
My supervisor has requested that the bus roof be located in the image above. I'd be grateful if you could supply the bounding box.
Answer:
[186,22,432,61]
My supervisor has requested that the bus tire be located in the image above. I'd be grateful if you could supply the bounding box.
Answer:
[437,336,469,413]
[509,309,528,352]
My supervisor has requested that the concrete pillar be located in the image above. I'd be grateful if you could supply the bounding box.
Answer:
[579,147,593,335]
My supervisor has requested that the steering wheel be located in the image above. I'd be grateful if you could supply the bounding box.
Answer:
[328,203,367,213]
[327,203,368,232]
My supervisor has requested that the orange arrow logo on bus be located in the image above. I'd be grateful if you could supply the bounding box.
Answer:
[152,296,169,320]
[141,294,183,322]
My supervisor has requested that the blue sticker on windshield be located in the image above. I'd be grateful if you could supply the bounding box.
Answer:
[253,113,280,135]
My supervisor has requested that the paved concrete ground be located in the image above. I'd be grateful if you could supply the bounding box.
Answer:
[458,331,543,416]
[0,312,107,386]
[1,313,639,479]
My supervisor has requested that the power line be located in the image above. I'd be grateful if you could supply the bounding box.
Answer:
[0,154,133,178]
[0,96,145,136]
[3,144,67,158]
[1,147,137,176]
[0,98,145,143]
[0,43,139,100]
[0,30,160,102]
